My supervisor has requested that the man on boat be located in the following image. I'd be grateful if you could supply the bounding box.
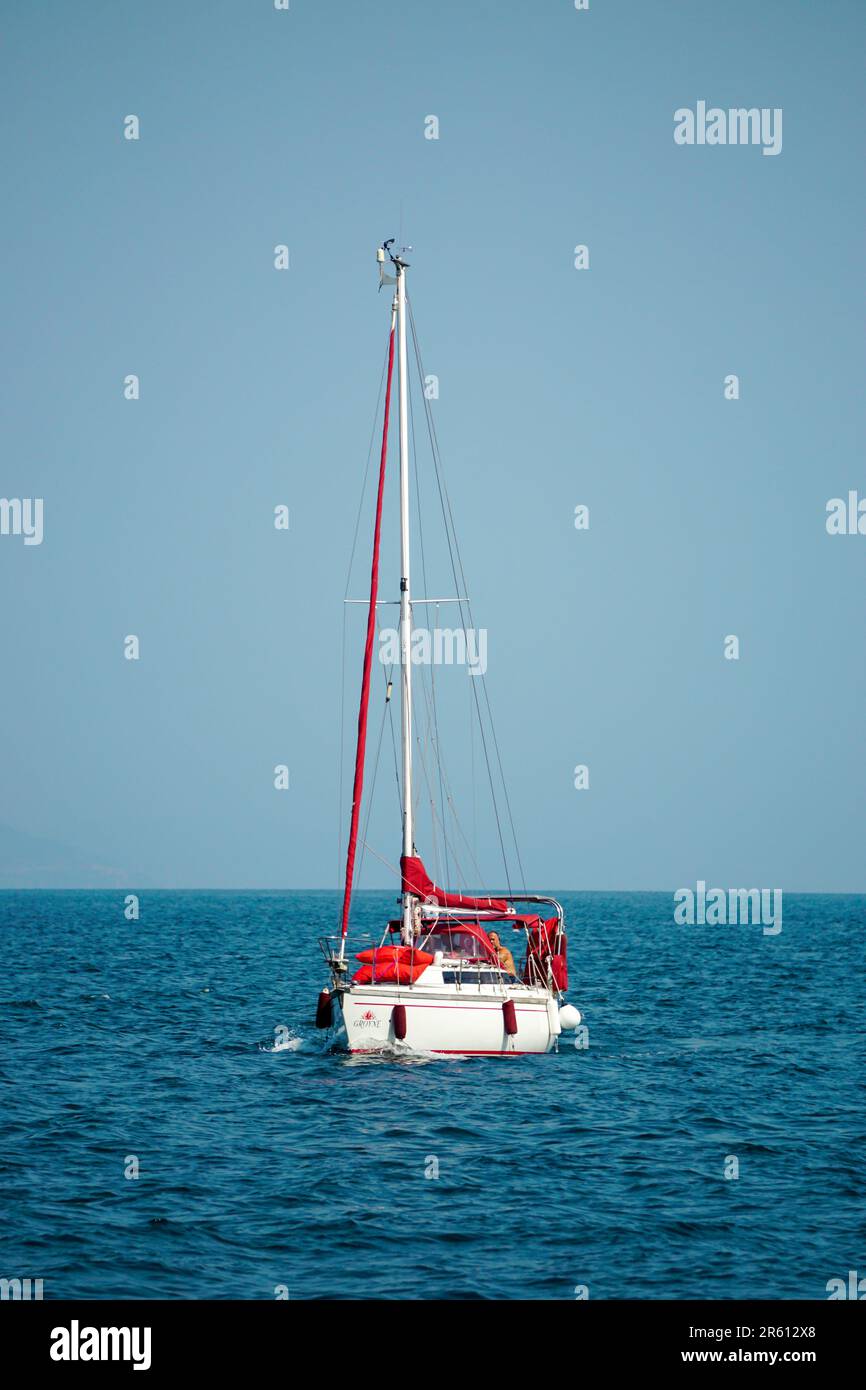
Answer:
[488,930,516,977]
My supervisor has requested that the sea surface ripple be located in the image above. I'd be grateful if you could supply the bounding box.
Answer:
[0,890,863,1299]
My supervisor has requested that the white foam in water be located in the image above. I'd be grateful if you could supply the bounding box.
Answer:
[260,1032,305,1053]
[340,1042,465,1066]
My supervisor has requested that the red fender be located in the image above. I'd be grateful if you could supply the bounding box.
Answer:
[315,989,332,1029]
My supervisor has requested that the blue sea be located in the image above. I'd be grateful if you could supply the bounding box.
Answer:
[0,890,863,1300]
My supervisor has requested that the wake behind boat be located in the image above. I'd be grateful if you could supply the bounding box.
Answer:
[315,241,582,1056]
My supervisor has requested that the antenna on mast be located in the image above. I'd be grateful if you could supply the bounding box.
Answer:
[377,238,411,289]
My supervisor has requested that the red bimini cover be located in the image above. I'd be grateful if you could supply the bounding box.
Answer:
[401,855,510,915]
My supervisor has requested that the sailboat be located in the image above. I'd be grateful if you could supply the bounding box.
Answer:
[315,241,582,1055]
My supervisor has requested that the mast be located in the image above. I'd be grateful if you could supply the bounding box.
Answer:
[395,253,414,941]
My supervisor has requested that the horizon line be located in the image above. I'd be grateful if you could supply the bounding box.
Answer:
[1,885,865,896]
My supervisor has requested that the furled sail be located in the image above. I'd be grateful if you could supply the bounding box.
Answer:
[340,320,396,938]
[400,854,511,914]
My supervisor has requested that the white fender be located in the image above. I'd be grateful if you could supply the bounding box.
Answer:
[546,995,562,1037]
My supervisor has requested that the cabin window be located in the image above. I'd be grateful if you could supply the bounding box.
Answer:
[440,969,517,986]
[422,928,493,960]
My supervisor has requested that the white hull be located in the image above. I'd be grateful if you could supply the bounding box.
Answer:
[333,980,560,1055]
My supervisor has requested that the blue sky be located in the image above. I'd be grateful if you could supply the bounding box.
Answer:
[1,0,863,889]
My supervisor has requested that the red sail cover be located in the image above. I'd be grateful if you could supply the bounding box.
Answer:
[400,855,510,914]
[340,322,396,939]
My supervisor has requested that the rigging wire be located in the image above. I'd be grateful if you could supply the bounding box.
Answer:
[413,662,493,894]
[409,380,451,889]
[412,710,481,895]
[387,682,403,821]
[407,293,527,893]
[469,672,477,864]
[407,382,437,878]
[338,284,528,908]
[336,340,390,888]
[358,838,403,887]
[355,668,394,893]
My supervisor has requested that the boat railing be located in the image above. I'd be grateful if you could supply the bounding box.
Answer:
[318,936,349,973]
[492,894,565,926]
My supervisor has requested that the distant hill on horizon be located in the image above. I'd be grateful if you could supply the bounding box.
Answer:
[0,822,130,889]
